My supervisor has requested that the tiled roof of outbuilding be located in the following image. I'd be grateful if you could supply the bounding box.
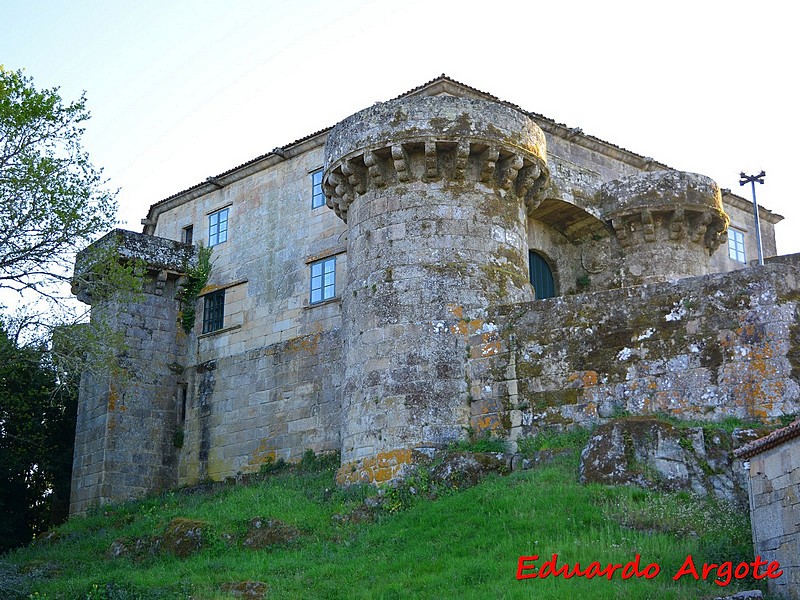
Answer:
[734,420,800,459]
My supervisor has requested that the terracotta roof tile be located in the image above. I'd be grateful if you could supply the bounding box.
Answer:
[734,419,800,459]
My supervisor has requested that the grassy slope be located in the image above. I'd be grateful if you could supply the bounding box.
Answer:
[2,449,765,600]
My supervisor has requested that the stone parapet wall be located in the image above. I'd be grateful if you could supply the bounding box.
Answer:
[463,256,800,445]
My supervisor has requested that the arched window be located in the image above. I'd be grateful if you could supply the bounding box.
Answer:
[529,251,555,300]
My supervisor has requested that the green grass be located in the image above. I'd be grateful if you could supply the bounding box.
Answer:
[1,449,766,600]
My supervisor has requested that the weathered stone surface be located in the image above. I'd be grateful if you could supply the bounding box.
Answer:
[107,536,162,560]
[429,452,508,489]
[331,504,377,525]
[601,171,729,283]
[219,581,268,599]
[465,257,800,444]
[579,418,758,506]
[69,255,189,514]
[161,518,207,558]
[713,592,763,600]
[738,423,800,599]
[326,94,549,483]
[241,517,302,549]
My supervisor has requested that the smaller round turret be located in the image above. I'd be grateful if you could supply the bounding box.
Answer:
[600,171,729,283]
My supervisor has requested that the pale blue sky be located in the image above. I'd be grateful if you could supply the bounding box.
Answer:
[3,0,798,252]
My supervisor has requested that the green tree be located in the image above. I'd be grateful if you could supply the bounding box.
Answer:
[0,67,117,298]
[0,68,132,552]
[0,322,77,553]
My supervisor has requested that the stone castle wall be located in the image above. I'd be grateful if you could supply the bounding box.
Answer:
[178,329,343,483]
[464,255,800,447]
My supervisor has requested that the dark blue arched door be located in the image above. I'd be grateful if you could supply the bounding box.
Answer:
[529,251,555,300]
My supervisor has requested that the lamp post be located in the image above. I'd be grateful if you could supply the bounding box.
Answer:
[739,170,765,266]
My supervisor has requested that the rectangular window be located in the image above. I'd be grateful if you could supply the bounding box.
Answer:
[182,225,193,245]
[202,290,225,333]
[728,228,746,263]
[310,256,336,304]
[208,208,229,247]
[311,169,325,209]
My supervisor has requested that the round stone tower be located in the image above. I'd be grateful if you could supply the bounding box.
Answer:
[323,95,549,484]
[600,171,729,284]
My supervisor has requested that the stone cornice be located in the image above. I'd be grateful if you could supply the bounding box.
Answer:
[142,130,329,235]
[323,95,550,223]
[722,190,783,225]
[325,140,548,223]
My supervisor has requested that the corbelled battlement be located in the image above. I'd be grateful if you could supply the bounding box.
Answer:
[600,171,729,283]
[324,96,549,222]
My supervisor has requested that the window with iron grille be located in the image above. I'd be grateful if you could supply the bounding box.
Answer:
[202,290,225,333]
[728,228,746,263]
[311,169,325,209]
[208,207,229,247]
[310,256,335,304]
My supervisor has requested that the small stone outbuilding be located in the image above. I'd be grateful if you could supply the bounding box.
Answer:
[735,420,800,599]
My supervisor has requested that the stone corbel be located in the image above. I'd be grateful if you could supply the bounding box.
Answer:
[364,151,385,188]
[611,217,632,247]
[154,269,168,296]
[341,158,367,195]
[391,145,410,182]
[453,141,470,180]
[499,154,524,191]
[669,208,685,240]
[690,211,712,244]
[480,146,499,183]
[641,209,656,242]
[423,142,438,181]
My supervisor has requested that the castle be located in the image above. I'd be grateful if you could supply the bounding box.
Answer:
[69,76,799,514]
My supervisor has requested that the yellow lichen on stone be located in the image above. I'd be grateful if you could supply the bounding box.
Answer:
[447,304,464,319]
[285,332,321,354]
[243,439,277,473]
[335,448,414,485]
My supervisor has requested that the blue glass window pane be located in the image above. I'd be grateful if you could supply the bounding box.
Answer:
[311,170,325,209]
[310,256,336,304]
[728,229,745,263]
[209,208,229,247]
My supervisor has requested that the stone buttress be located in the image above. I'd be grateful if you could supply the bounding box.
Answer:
[323,95,549,484]
[69,230,195,513]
